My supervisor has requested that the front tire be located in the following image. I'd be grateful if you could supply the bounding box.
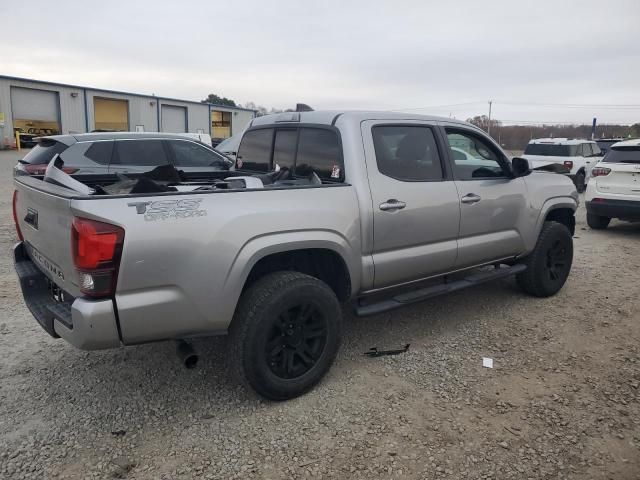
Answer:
[517,221,573,297]
[228,271,342,400]
[586,213,610,230]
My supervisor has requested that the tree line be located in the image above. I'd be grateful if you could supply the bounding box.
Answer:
[466,115,640,151]
[201,93,639,150]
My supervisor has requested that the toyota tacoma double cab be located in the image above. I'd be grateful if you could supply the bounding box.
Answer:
[13,111,578,400]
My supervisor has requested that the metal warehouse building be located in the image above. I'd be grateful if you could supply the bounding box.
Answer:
[0,75,256,148]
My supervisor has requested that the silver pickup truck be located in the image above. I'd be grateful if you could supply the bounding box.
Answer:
[13,111,578,400]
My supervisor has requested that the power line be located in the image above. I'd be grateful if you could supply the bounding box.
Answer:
[389,101,485,112]
[495,100,640,109]
[499,119,635,125]
[389,100,640,112]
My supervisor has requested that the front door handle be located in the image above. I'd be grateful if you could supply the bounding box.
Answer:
[379,199,407,211]
[461,193,481,204]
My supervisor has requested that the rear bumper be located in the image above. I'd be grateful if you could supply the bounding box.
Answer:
[14,242,121,350]
[585,199,640,220]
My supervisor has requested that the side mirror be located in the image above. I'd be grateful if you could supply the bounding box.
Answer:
[511,157,532,177]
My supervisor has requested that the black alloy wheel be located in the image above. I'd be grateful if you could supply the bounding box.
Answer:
[545,238,571,283]
[228,271,342,400]
[266,303,328,379]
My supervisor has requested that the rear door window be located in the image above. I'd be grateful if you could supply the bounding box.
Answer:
[85,141,113,164]
[113,140,170,166]
[295,128,343,180]
[237,128,273,171]
[372,125,443,181]
[169,140,228,168]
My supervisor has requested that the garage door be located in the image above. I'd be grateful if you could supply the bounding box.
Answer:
[161,105,187,133]
[94,97,129,131]
[11,87,61,135]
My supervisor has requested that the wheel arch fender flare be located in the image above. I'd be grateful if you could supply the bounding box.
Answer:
[220,230,360,321]
[527,197,578,251]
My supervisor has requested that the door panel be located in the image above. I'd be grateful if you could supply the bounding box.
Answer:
[362,121,460,289]
[444,127,528,267]
[455,178,527,266]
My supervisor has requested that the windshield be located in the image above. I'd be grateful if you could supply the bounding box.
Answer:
[603,147,640,164]
[524,144,577,156]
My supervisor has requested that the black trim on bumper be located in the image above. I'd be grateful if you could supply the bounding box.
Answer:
[586,199,640,220]
[13,242,73,338]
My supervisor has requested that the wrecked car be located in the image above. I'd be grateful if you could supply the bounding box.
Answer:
[14,132,231,176]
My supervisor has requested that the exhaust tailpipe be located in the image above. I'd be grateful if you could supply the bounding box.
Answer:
[176,340,198,369]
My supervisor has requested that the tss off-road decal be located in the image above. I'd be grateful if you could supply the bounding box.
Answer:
[127,199,207,221]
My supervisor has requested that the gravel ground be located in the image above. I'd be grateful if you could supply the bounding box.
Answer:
[0,149,638,480]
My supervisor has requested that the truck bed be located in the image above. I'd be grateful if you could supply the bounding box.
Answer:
[13,170,360,348]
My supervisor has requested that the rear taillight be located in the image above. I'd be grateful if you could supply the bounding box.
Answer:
[12,191,24,241]
[24,164,78,175]
[563,160,574,169]
[72,217,125,297]
[24,164,47,175]
[591,167,611,177]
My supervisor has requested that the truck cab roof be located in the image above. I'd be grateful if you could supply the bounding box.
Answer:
[249,110,474,128]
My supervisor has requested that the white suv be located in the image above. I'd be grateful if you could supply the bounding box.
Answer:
[522,138,603,193]
[585,138,640,229]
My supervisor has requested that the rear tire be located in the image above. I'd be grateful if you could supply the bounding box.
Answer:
[574,170,586,193]
[586,213,610,230]
[228,271,342,400]
[517,221,573,297]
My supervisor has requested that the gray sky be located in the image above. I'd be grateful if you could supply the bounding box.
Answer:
[2,0,639,124]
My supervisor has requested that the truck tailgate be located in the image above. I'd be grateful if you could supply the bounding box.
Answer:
[14,176,80,297]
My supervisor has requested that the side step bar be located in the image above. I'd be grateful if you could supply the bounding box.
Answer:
[355,264,527,316]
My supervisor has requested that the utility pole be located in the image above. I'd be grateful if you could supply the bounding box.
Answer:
[487,100,493,136]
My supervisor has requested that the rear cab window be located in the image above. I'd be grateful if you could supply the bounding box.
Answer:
[237,126,344,181]
[237,128,273,172]
[296,128,342,180]
[272,129,297,171]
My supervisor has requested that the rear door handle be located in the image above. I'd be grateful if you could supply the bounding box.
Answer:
[379,199,407,211]
[461,193,481,204]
